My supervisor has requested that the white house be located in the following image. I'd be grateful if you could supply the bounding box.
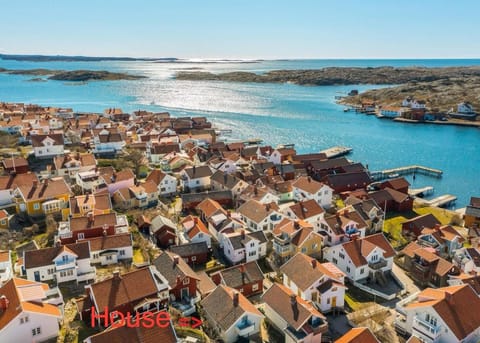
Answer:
[283,199,325,232]
[31,133,64,159]
[180,165,213,191]
[395,285,480,343]
[323,233,396,283]
[92,129,125,154]
[86,233,133,266]
[223,230,268,265]
[452,247,480,274]
[75,169,107,193]
[267,147,296,165]
[181,216,212,248]
[458,101,475,114]
[0,250,12,285]
[280,253,346,313]
[262,283,328,343]
[319,212,368,247]
[201,285,264,343]
[53,153,96,177]
[0,278,63,343]
[145,169,177,196]
[24,241,96,284]
[237,199,283,232]
[292,176,333,209]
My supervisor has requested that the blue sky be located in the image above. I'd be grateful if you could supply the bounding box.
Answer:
[1,0,478,59]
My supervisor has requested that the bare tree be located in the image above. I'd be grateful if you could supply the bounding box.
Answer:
[123,148,147,178]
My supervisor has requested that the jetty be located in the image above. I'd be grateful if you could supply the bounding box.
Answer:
[370,165,443,181]
[408,186,434,197]
[416,194,457,208]
[320,146,353,159]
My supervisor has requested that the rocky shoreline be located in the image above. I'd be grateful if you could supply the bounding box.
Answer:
[0,68,146,81]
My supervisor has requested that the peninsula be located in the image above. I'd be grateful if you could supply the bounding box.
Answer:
[0,67,146,81]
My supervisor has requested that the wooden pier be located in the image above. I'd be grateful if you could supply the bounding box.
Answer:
[408,186,434,197]
[370,165,443,181]
[320,146,353,159]
[416,194,457,208]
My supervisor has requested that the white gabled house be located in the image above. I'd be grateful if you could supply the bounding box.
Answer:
[0,250,12,285]
[23,241,95,284]
[292,176,333,209]
[283,199,325,232]
[223,230,268,265]
[237,199,283,232]
[180,165,213,191]
[181,216,212,248]
[145,169,177,196]
[280,253,346,313]
[31,133,65,159]
[85,233,133,266]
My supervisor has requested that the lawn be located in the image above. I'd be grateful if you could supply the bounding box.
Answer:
[133,248,145,264]
[344,286,375,311]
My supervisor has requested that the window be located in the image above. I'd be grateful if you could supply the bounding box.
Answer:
[33,203,40,210]
[250,242,255,247]
[327,298,330,304]
[339,253,345,259]
[78,233,85,239]
[327,236,332,242]
[106,255,113,261]
[191,256,196,261]
[0,219,5,226]
[332,258,338,264]
[301,247,307,253]
[346,267,351,273]
[360,268,365,274]
[119,250,125,256]
[312,243,318,250]
[183,277,189,285]
[196,180,200,185]
[198,233,203,238]
[93,253,99,259]
[62,255,69,262]
[252,283,259,292]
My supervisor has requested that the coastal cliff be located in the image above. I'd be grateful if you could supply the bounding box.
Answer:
[0,68,145,81]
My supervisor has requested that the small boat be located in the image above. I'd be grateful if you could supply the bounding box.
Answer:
[388,173,400,179]
[343,108,350,112]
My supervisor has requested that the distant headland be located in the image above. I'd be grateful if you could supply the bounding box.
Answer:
[0,67,146,82]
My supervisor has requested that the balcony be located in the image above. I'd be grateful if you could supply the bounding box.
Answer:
[77,268,96,283]
[413,316,441,342]
[236,319,256,336]
[368,259,388,270]
[55,259,76,270]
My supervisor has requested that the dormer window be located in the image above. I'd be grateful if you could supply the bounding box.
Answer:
[183,277,189,285]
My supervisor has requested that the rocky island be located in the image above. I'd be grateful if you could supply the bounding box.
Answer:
[176,66,480,113]
[0,67,146,81]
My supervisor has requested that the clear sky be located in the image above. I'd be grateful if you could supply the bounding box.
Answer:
[1,0,478,59]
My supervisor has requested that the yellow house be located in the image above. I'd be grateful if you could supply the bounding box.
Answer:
[273,218,323,264]
[0,210,10,229]
[64,192,112,220]
[464,197,480,228]
[15,178,72,217]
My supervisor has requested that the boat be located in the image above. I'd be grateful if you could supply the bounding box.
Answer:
[343,108,350,112]
[388,173,400,179]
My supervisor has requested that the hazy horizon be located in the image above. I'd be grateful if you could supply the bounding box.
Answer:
[1,0,479,59]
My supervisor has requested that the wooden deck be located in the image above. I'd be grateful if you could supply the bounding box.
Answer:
[370,165,443,181]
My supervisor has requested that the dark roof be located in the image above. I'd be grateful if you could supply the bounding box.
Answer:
[24,241,90,269]
[402,213,441,230]
[211,170,242,189]
[86,233,132,252]
[30,133,64,147]
[170,242,209,257]
[213,261,264,289]
[323,172,372,190]
[310,157,351,171]
[183,165,212,179]
[152,251,199,286]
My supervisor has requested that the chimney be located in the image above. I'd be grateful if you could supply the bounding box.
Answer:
[308,177,312,183]
[173,255,180,265]
[311,259,317,269]
[434,224,441,231]
[289,293,297,307]
[445,291,454,305]
[113,270,121,281]
[239,264,246,284]
[32,180,38,188]
[294,221,300,230]
[241,230,246,240]
[192,166,196,176]
[335,212,340,219]
[233,291,239,307]
[227,210,231,218]
[54,239,61,247]
[87,212,94,224]
[0,295,9,312]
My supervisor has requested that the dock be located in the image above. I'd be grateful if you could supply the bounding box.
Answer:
[408,186,434,197]
[370,165,443,181]
[416,194,457,208]
[320,146,353,159]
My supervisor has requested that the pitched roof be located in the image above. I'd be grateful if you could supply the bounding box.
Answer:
[335,327,380,343]
[292,176,327,194]
[288,199,324,220]
[152,251,199,286]
[323,172,372,190]
[69,212,118,232]
[86,233,132,252]
[17,177,71,201]
[69,193,112,215]
[341,233,396,267]
[212,261,264,289]
[196,271,217,297]
[30,133,64,147]
[170,242,209,257]
[200,285,262,331]
[420,225,465,244]
[196,198,227,218]
[24,241,90,269]
[238,199,278,223]
[402,213,441,230]
[89,267,161,311]
[262,283,324,331]
[280,253,344,291]
[183,165,212,179]
[0,278,61,331]
[145,169,170,186]
[404,285,480,340]
[86,312,178,343]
